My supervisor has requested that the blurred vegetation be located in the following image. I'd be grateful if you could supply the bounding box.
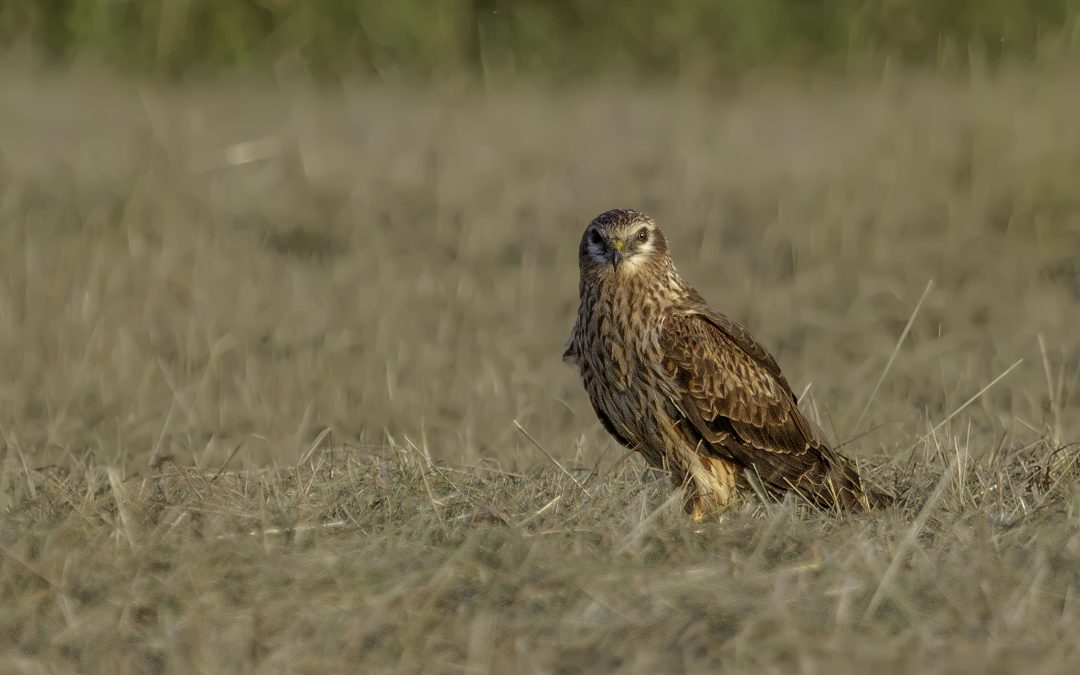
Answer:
[2,0,1080,80]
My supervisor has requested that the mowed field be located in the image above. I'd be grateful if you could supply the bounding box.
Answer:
[1,62,1079,673]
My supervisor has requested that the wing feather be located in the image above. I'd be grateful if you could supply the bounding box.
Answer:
[659,305,865,507]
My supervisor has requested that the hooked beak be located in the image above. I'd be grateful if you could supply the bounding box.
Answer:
[607,239,625,269]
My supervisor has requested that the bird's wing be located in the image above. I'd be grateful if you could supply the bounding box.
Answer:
[658,306,839,493]
[561,331,580,366]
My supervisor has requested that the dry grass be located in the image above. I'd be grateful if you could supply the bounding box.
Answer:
[1,61,1079,673]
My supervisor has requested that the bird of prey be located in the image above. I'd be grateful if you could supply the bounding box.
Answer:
[563,208,883,520]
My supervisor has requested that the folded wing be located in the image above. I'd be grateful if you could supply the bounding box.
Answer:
[659,304,867,509]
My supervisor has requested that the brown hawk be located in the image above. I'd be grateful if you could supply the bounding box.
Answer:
[563,208,884,520]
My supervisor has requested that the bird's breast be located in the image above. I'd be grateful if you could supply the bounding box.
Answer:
[581,296,662,391]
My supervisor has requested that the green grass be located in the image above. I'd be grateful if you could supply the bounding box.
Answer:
[0,63,1079,671]
[5,0,1080,80]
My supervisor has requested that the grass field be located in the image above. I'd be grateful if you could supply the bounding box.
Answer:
[7,0,1080,80]
[1,61,1079,672]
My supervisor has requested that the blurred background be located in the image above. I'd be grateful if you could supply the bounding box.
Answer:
[5,0,1080,80]
[0,2,1078,473]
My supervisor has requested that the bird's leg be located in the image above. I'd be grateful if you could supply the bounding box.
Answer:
[690,496,711,523]
[687,493,728,522]
[684,455,739,522]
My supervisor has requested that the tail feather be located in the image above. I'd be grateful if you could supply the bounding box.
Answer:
[792,452,891,513]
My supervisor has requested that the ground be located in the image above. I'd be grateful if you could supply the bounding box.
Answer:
[0,61,1079,673]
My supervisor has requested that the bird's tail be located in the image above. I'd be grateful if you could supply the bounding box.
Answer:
[800,453,891,513]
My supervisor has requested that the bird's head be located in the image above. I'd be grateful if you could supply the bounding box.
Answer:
[578,209,670,278]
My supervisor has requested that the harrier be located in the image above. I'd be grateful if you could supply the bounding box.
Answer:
[563,209,883,520]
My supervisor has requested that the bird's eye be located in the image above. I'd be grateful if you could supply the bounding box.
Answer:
[589,230,604,247]
[635,228,649,243]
